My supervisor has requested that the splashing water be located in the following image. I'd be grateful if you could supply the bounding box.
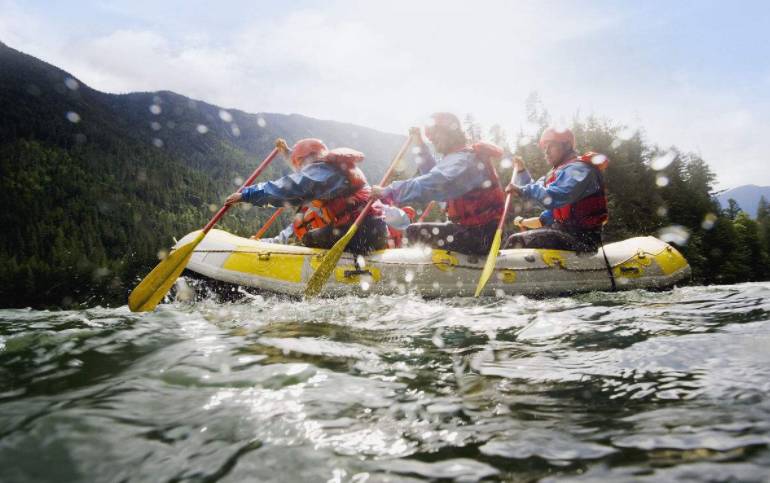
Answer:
[1,284,769,482]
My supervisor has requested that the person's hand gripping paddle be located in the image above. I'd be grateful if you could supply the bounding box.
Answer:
[128,139,289,312]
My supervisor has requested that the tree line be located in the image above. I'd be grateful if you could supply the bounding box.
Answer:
[461,94,770,285]
[2,86,769,308]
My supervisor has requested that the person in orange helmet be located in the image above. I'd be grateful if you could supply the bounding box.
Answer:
[504,127,609,252]
[225,138,388,253]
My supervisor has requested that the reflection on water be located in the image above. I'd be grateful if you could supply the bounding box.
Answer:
[1,283,769,481]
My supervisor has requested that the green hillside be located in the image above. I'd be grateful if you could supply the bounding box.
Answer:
[0,42,404,308]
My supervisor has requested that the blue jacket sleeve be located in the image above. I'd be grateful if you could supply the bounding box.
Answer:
[513,169,533,186]
[539,209,554,226]
[413,142,437,174]
[240,163,351,207]
[382,151,489,205]
[520,163,601,210]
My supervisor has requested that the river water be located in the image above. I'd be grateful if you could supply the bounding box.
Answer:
[1,282,769,482]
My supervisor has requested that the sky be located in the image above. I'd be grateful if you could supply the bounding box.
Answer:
[2,0,769,189]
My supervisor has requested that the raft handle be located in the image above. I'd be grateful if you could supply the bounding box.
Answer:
[343,269,374,279]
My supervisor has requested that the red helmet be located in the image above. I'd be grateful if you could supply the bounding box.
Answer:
[538,127,575,150]
[401,206,417,220]
[290,138,328,169]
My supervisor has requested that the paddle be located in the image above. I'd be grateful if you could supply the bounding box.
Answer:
[474,166,518,297]
[304,136,413,297]
[128,138,290,312]
[251,207,285,240]
[418,200,436,222]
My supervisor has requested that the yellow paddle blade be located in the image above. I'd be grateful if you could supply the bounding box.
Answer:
[304,224,359,298]
[128,231,206,312]
[474,228,503,297]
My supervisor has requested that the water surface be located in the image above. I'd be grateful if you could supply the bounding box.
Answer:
[1,283,769,481]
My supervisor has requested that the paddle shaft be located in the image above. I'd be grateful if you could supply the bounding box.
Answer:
[203,139,288,234]
[252,207,285,239]
[349,137,414,229]
[418,201,436,222]
[497,166,518,231]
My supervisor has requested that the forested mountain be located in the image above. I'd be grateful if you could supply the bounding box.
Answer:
[0,41,404,307]
[716,185,770,218]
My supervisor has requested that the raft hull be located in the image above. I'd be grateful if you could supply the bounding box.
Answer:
[174,229,691,297]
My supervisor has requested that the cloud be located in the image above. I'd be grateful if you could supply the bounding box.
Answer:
[1,0,768,188]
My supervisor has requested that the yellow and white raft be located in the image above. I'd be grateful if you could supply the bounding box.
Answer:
[175,229,691,297]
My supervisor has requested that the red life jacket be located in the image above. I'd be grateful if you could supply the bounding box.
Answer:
[546,152,609,230]
[445,142,506,226]
[292,148,380,240]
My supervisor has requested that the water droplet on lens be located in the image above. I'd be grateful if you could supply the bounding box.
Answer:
[66,111,80,123]
[26,84,41,96]
[218,109,233,123]
[446,235,454,243]
[701,212,717,230]
[152,138,163,148]
[149,104,161,115]
[233,176,244,186]
[543,196,553,206]
[656,175,669,187]
[657,206,668,217]
[500,158,512,169]
[404,271,414,283]
[257,117,266,127]
[432,227,440,235]
[157,249,169,260]
[150,121,161,131]
[231,124,241,137]
[197,124,209,134]
[651,151,675,170]
[64,77,79,90]
[658,225,690,245]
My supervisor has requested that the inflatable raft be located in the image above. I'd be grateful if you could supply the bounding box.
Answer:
[175,229,690,297]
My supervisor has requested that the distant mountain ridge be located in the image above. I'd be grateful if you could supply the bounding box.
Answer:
[0,41,405,307]
[716,185,770,218]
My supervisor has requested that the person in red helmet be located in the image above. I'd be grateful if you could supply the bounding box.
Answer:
[371,112,506,254]
[225,138,388,253]
[504,127,609,252]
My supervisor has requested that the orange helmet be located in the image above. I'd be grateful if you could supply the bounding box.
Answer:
[401,206,417,220]
[290,138,328,169]
[538,127,575,150]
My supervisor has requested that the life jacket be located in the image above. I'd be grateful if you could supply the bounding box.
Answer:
[546,152,609,230]
[292,148,380,240]
[387,226,403,249]
[445,142,506,226]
